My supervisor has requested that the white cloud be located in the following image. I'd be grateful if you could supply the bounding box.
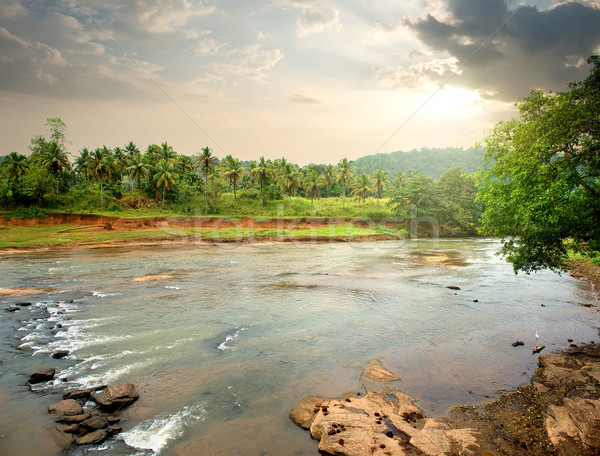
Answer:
[296,8,341,37]
[206,46,285,84]
[193,37,220,55]
[376,57,460,89]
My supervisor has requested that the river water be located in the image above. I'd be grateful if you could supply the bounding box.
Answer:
[0,239,598,455]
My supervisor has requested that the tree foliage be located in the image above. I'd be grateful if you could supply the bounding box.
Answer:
[476,56,600,273]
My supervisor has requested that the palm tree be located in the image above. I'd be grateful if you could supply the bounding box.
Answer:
[158,142,176,162]
[351,173,373,216]
[221,155,244,199]
[337,158,353,209]
[303,170,322,215]
[372,169,389,206]
[177,155,194,175]
[91,146,112,211]
[250,156,270,207]
[124,141,140,160]
[195,146,217,213]
[40,141,71,198]
[276,162,300,216]
[153,159,176,206]
[127,152,149,205]
[74,148,93,195]
[323,164,336,198]
[2,151,28,181]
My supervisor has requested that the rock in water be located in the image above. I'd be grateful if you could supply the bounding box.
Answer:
[512,341,524,347]
[361,361,401,382]
[29,368,56,384]
[52,350,70,359]
[446,285,461,290]
[533,345,545,354]
[289,396,325,429]
[291,390,479,456]
[48,399,84,416]
[91,383,139,411]
[77,429,109,445]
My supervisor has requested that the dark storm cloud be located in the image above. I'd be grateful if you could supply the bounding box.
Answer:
[406,0,600,100]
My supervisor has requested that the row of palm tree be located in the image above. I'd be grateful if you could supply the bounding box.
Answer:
[2,139,392,215]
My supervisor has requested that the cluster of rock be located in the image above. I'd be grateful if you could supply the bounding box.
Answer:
[47,383,139,450]
[29,369,139,451]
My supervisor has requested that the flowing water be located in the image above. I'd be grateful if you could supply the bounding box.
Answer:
[0,239,598,455]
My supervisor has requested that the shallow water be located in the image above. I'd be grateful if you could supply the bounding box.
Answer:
[0,239,598,455]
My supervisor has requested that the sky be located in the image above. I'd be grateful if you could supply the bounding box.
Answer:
[1,0,599,165]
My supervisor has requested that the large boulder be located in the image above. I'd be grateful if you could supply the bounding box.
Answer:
[546,397,600,450]
[62,389,91,401]
[91,383,139,412]
[28,368,55,384]
[289,396,325,430]
[81,416,108,432]
[48,399,83,416]
[54,413,91,424]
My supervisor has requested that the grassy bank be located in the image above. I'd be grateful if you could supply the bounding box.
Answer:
[0,222,405,251]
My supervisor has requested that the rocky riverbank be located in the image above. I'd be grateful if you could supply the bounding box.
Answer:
[291,347,600,455]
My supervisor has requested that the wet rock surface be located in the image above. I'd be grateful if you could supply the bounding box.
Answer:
[292,350,600,455]
[47,383,137,451]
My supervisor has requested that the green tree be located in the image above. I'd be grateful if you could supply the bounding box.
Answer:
[303,170,322,215]
[351,173,373,216]
[39,141,71,198]
[372,169,389,206]
[154,159,176,206]
[277,162,300,216]
[250,156,270,207]
[127,152,150,205]
[323,164,336,198]
[221,155,244,199]
[476,56,600,272]
[91,146,112,211]
[21,163,56,207]
[45,117,67,147]
[437,167,481,236]
[1,152,28,181]
[195,146,217,213]
[337,158,353,209]
[74,148,93,195]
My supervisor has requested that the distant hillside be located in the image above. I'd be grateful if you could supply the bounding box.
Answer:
[353,147,484,179]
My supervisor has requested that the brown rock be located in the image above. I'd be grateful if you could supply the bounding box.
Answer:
[81,416,109,431]
[51,350,70,359]
[546,397,600,450]
[446,285,461,290]
[91,383,139,411]
[107,425,123,435]
[54,413,91,424]
[289,396,325,429]
[361,361,400,382]
[48,399,83,416]
[28,368,55,384]
[62,389,91,401]
[77,429,109,445]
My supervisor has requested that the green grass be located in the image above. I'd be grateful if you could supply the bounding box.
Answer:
[0,221,407,250]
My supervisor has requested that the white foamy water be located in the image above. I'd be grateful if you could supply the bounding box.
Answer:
[121,405,206,454]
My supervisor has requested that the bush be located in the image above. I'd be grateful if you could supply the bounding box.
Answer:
[266,184,283,200]
[106,203,123,212]
[9,206,47,219]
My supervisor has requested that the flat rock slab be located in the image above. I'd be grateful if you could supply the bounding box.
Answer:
[91,383,139,412]
[361,361,401,383]
[48,399,84,416]
[291,390,480,456]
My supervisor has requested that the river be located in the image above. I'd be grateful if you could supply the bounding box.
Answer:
[0,238,598,455]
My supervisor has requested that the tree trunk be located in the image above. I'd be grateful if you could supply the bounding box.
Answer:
[162,186,165,207]
[311,195,314,216]
[100,181,104,212]
[342,183,346,209]
[260,179,264,208]
[289,193,293,217]
[137,177,141,205]
[205,173,209,214]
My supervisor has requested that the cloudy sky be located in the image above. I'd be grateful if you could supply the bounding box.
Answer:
[1,0,599,165]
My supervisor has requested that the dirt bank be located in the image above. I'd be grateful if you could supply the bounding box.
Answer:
[0,214,403,231]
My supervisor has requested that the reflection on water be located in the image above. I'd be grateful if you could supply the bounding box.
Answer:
[0,239,598,455]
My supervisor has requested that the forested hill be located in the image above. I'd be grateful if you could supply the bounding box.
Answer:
[353,147,484,179]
